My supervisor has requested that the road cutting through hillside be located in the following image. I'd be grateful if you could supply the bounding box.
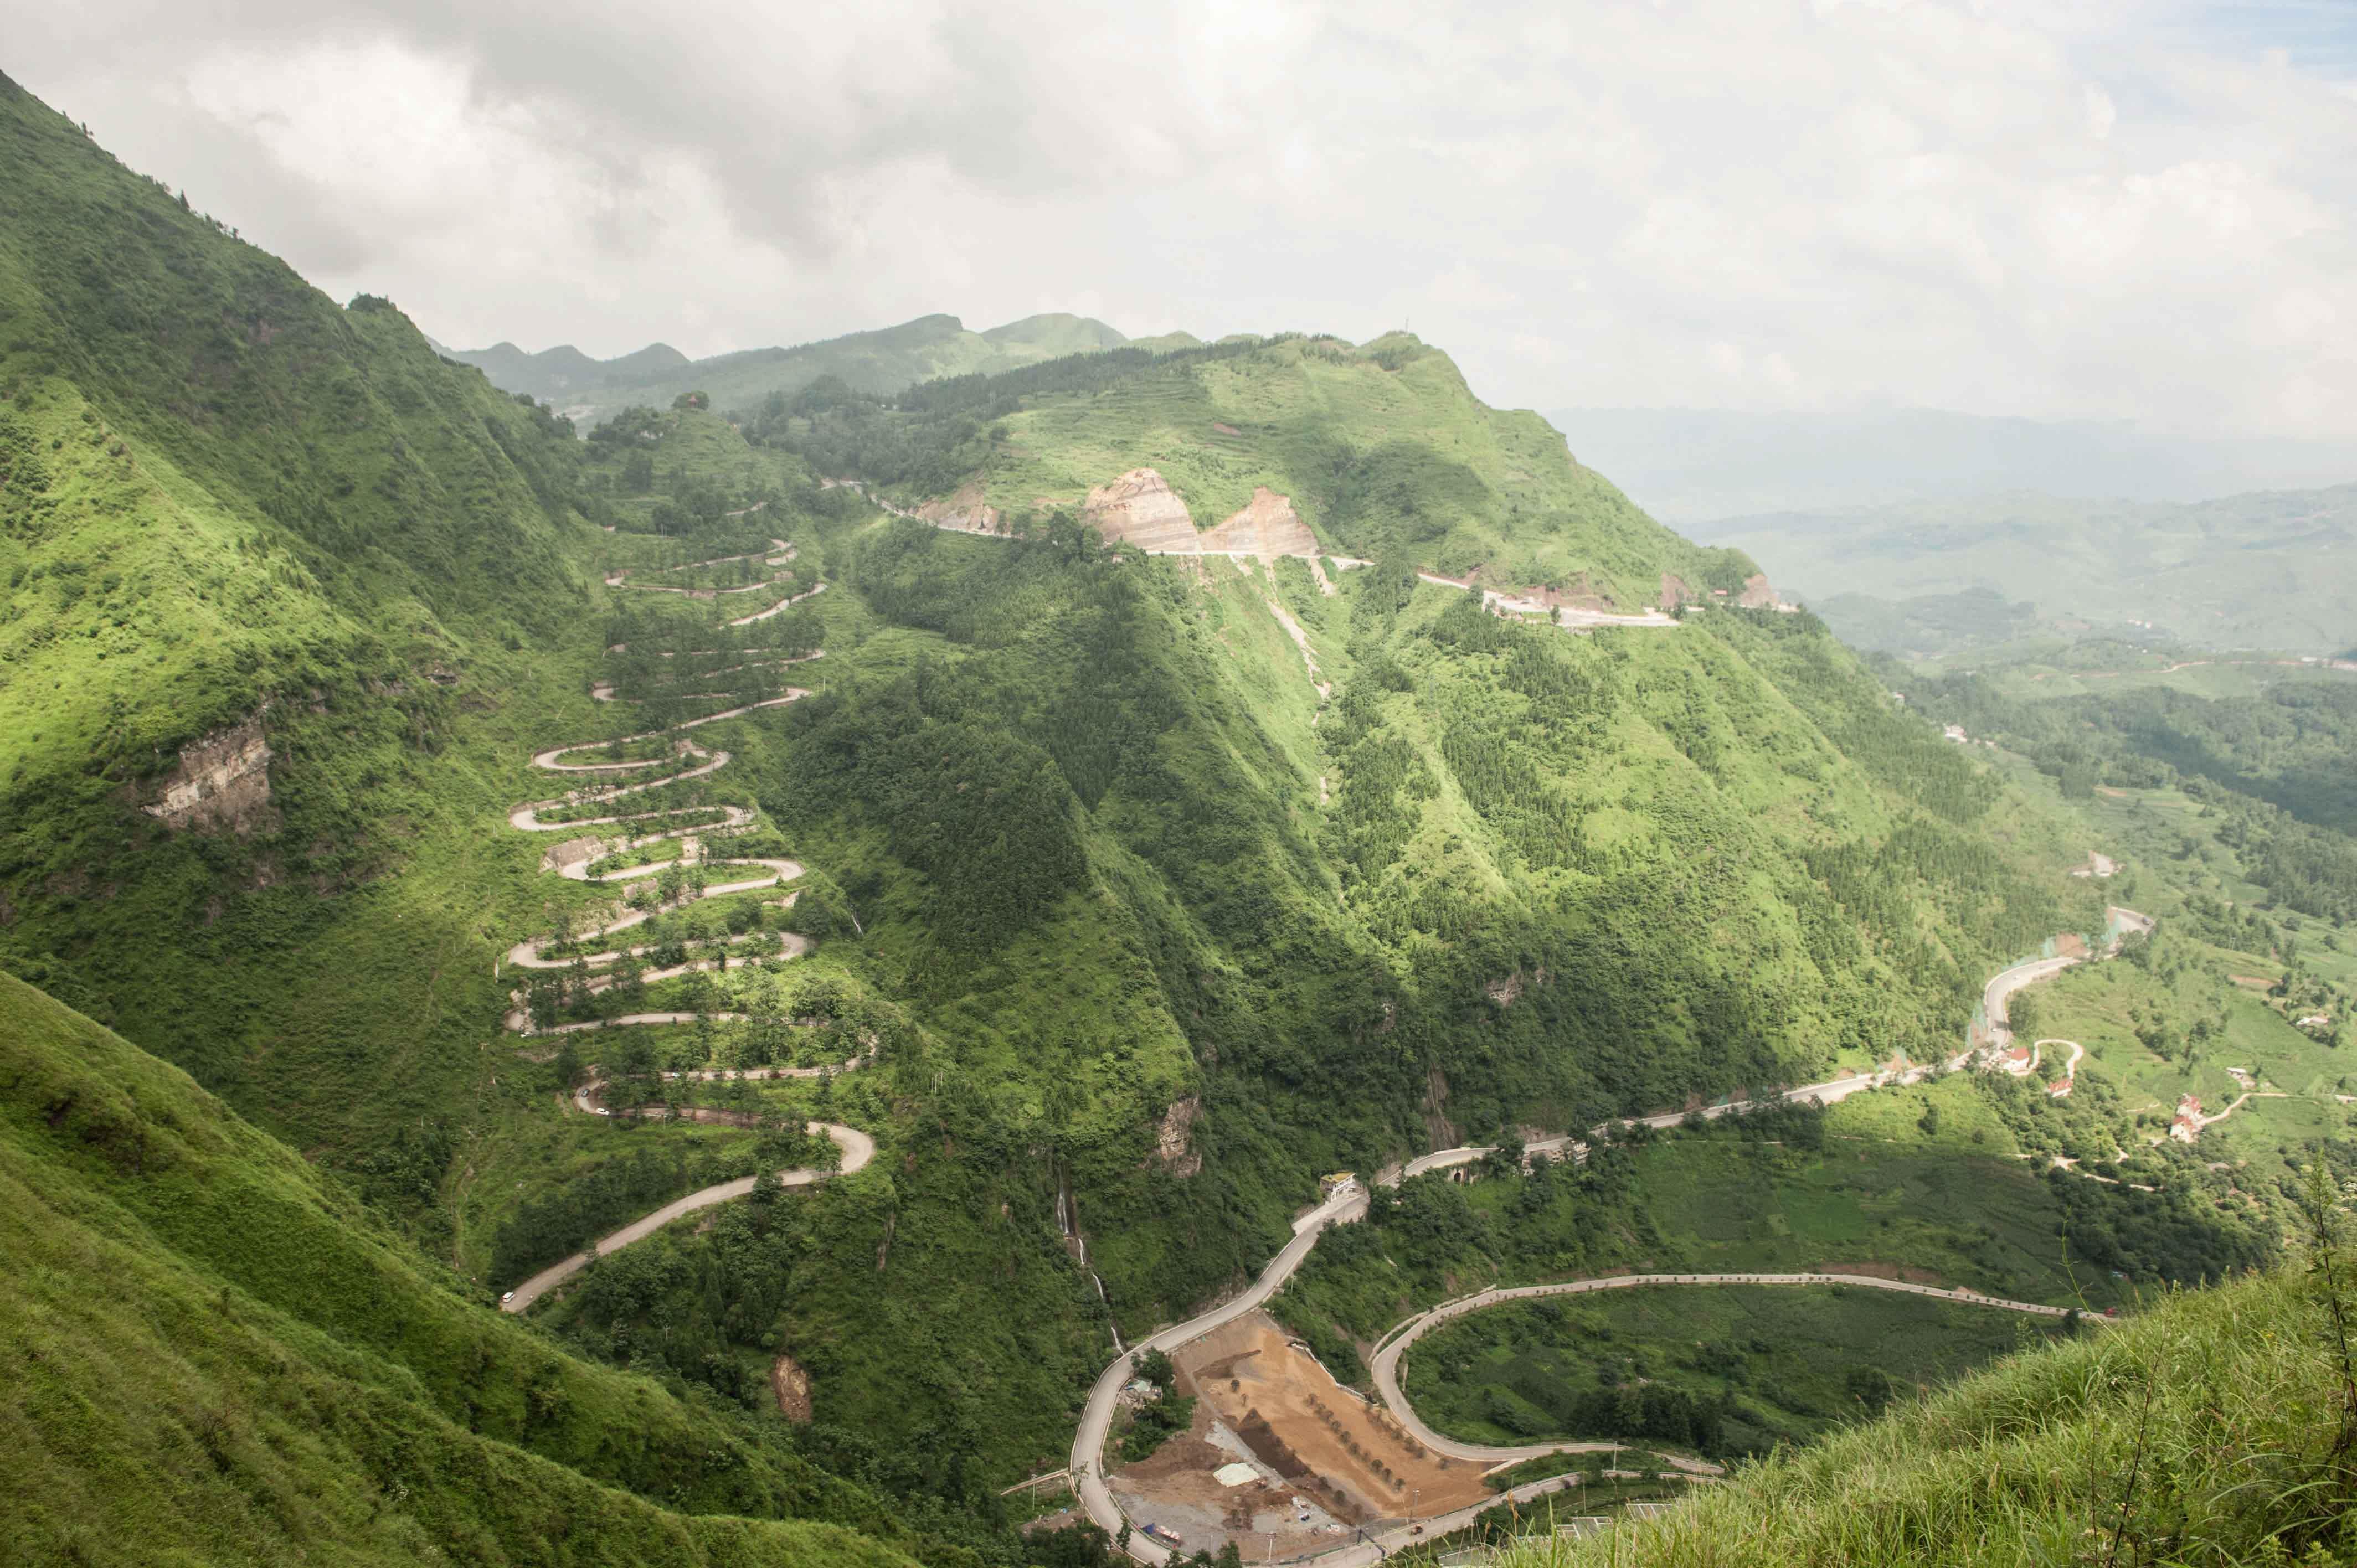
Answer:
[831,473,1683,633]
[497,539,871,1315]
[1368,1273,2085,1464]
[1072,911,2149,1565]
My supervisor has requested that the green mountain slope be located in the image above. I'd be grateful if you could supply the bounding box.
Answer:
[0,971,920,1567]
[449,311,1149,424]
[1489,1260,2355,1567]
[4,66,2223,1528]
[0,69,644,1152]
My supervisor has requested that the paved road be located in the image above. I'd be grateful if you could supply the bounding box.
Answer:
[1369,1273,2085,1463]
[492,543,881,1309]
[1068,912,2149,1563]
[500,1122,873,1313]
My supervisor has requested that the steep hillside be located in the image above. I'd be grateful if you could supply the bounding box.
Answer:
[0,971,922,1567]
[505,339,2127,1435]
[452,311,1156,425]
[0,70,635,1151]
[1484,1258,2355,1567]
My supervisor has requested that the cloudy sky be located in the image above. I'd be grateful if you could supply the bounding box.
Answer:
[14,1,2357,435]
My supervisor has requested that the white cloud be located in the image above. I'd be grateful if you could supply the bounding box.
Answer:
[10,0,2357,435]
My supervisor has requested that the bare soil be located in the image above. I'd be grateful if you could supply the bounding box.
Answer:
[771,1354,813,1422]
[1180,1312,1488,1528]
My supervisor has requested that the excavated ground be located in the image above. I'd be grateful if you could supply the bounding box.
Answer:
[1109,1311,1489,1557]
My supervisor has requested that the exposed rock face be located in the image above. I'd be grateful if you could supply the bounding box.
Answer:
[1659,572,1692,610]
[1201,487,1318,558]
[771,1354,814,1422]
[1736,572,1778,609]
[919,477,1004,534]
[141,716,275,834]
[1153,1095,1202,1177]
[1082,467,1203,553]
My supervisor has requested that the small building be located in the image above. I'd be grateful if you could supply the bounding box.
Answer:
[2169,1094,2203,1143]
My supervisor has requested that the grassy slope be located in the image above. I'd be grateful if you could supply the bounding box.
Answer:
[1403,1282,2072,1453]
[0,70,635,1160]
[972,333,1747,606]
[0,971,921,1568]
[1494,1264,2354,1567]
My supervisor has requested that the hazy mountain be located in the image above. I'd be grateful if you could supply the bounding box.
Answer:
[1703,484,2357,657]
[447,310,1160,425]
[1552,405,2357,525]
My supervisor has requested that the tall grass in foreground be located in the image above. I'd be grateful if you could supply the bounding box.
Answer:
[1499,1172,2357,1567]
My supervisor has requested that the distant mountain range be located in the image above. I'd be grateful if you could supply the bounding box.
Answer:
[1700,484,2357,657]
[436,312,1193,426]
[1551,406,2357,524]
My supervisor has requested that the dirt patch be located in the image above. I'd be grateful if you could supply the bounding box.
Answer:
[1736,572,1779,609]
[1212,422,1242,436]
[1659,572,1693,611]
[2096,786,2131,798]
[1180,1312,1488,1523]
[771,1354,813,1421]
[2230,975,2276,991]
[2055,933,2089,960]
[1202,487,1318,559]
[918,477,1004,534]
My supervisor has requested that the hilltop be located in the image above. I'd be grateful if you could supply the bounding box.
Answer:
[447,311,1158,426]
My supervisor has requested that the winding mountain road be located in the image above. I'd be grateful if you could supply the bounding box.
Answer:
[495,539,874,1314]
[1070,912,2149,1563]
[1368,1273,2082,1464]
[501,1123,874,1313]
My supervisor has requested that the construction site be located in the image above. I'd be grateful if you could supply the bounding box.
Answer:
[1107,1311,1495,1559]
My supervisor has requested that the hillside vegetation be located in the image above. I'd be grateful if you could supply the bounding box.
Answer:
[3,64,2290,1550]
[1486,1254,2355,1567]
[0,971,923,1568]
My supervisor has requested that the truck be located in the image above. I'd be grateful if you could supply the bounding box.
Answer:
[1141,1524,1183,1548]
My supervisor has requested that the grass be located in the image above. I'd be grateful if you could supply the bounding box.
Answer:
[0,969,923,1567]
[1485,1258,2357,1567]
[1401,1283,2076,1455]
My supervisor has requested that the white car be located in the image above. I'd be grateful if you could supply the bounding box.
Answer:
[501,1291,515,1303]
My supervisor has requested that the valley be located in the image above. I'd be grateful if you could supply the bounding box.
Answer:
[3,64,2353,1568]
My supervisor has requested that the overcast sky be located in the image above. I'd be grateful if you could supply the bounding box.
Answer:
[14,2,2357,435]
